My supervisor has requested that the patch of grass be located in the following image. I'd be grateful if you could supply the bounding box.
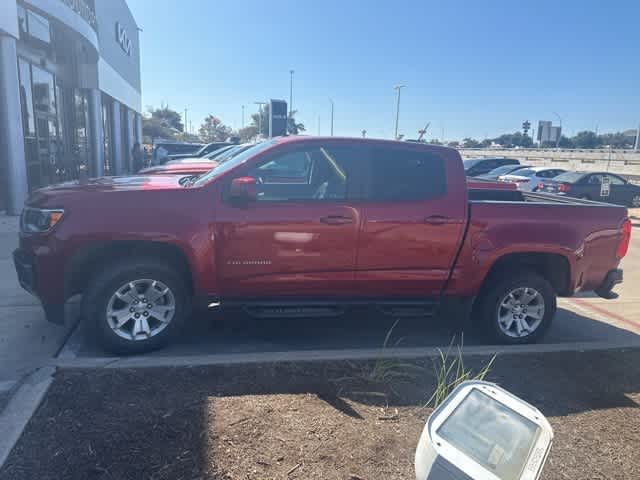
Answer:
[426,336,496,408]
[333,320,425,399]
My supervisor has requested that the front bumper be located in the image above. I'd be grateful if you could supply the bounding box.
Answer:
[13,249,37,295]
[595,269,623,299]
[13,248,65,324]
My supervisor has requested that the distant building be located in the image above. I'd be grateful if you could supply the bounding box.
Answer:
[0,0,142,214]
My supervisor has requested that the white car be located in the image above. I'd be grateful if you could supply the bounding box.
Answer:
[498,167,567,191]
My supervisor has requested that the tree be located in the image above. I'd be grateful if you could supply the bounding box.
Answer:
[492,131,532,148]
[462,137,482,148]
[558,135,574,148]
[238,125,258,142]
[429,138,442,145]
[572,131,600,149]
[147,104,183,131]
[598,132,632,149]
[287,110,306,135]
[142,104,184,142]
[198,115,232,142]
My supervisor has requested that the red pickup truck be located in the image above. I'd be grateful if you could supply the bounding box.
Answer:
[14,137,630,353]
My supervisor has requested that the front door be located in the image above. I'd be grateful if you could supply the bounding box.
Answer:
[213,142,364,298]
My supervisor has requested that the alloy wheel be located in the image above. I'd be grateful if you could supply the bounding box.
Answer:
[496,287,545,338]
[105,279,176,341]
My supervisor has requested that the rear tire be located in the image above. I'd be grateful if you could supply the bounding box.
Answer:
[477,271,556,344]
[82,259,191,354]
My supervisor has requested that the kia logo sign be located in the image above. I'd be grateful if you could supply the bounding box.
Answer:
[116,22,133,56]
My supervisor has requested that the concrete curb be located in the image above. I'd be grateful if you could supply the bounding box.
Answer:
[0,367,55,469]
[50,339,640,370]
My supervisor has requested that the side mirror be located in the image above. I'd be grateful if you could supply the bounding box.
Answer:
[230,176,257,203]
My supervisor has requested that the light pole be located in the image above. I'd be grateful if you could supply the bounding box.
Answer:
[634,123,640,151]
[184,108,187,139]
[241,105,245,129]
[329,98,334,136]
[254,101,266,137]
[394,84,406,140]
[317,115,321,136]
[552,111,562,148]
[289,70,294,118]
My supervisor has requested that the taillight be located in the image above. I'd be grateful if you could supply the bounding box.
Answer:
[558,183,571,193]
[616,219,632,259]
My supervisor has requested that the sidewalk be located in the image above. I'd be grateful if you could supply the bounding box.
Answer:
[0,213,73,388]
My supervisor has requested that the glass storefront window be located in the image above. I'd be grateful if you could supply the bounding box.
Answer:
[31,65,56,115]
[26,10,51,44]
[17,5,28,39]
[102,96,113,175]
[74,90,90,175]
[18,59,35,137]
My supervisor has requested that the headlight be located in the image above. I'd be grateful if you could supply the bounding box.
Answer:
[21,207,65,233]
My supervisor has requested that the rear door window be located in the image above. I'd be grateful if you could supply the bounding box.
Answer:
[366,147,446,201]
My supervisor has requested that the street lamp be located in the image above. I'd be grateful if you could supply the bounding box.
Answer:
[241,105,245,129]
[329,98,334,136]
[289,70,294,118]
[394,84,406,140]
[254,101,266,137]
[552,111,562,148]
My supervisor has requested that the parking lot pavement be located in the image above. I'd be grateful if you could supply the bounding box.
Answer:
[0,215,74,385]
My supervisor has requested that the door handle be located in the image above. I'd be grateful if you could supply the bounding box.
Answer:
[424,215,454,225]
[320,215,354,225]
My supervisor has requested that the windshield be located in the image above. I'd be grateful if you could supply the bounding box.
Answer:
[203,145,233,159]
[192,141,275,186]
[553,172,586,183]
[463,159,483,170]
[486,165,526,176]
[507,168,535,177]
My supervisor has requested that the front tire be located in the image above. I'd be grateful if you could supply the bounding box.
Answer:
[630,194,640,208]
[477,271,556,344]
[82,259,190,354]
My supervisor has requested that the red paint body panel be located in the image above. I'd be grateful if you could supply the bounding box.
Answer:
[16,136,627,312]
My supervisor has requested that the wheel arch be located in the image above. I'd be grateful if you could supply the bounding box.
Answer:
[477,251,572,300]
[65,240,194,299]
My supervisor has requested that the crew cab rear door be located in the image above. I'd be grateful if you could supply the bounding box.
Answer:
[213,141,365,297]
[354,145,468,297]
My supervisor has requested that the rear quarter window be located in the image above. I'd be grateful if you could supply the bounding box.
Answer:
[368,147,446,201]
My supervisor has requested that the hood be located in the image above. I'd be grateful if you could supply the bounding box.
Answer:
[28,175,185,206]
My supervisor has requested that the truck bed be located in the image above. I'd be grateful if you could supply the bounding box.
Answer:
[469,188,625,207]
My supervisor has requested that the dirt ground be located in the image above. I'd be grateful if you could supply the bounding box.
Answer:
[1,349,640,480]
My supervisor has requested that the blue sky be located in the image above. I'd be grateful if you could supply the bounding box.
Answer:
[128,0,639,140]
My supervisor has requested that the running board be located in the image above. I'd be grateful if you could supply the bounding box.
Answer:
[234,299,439,319]
[243,305,345,318]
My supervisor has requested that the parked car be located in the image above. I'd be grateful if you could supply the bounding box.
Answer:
[167,141,236,162]
[463,157,520,177]
[498,167,567,192]
[539,171,640,207]
[164,144,237,164]
[14,137,629,354]
[152,142,203,164]
[475,164,531,181]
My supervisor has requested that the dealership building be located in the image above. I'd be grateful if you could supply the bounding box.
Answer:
[0,0,143,214]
